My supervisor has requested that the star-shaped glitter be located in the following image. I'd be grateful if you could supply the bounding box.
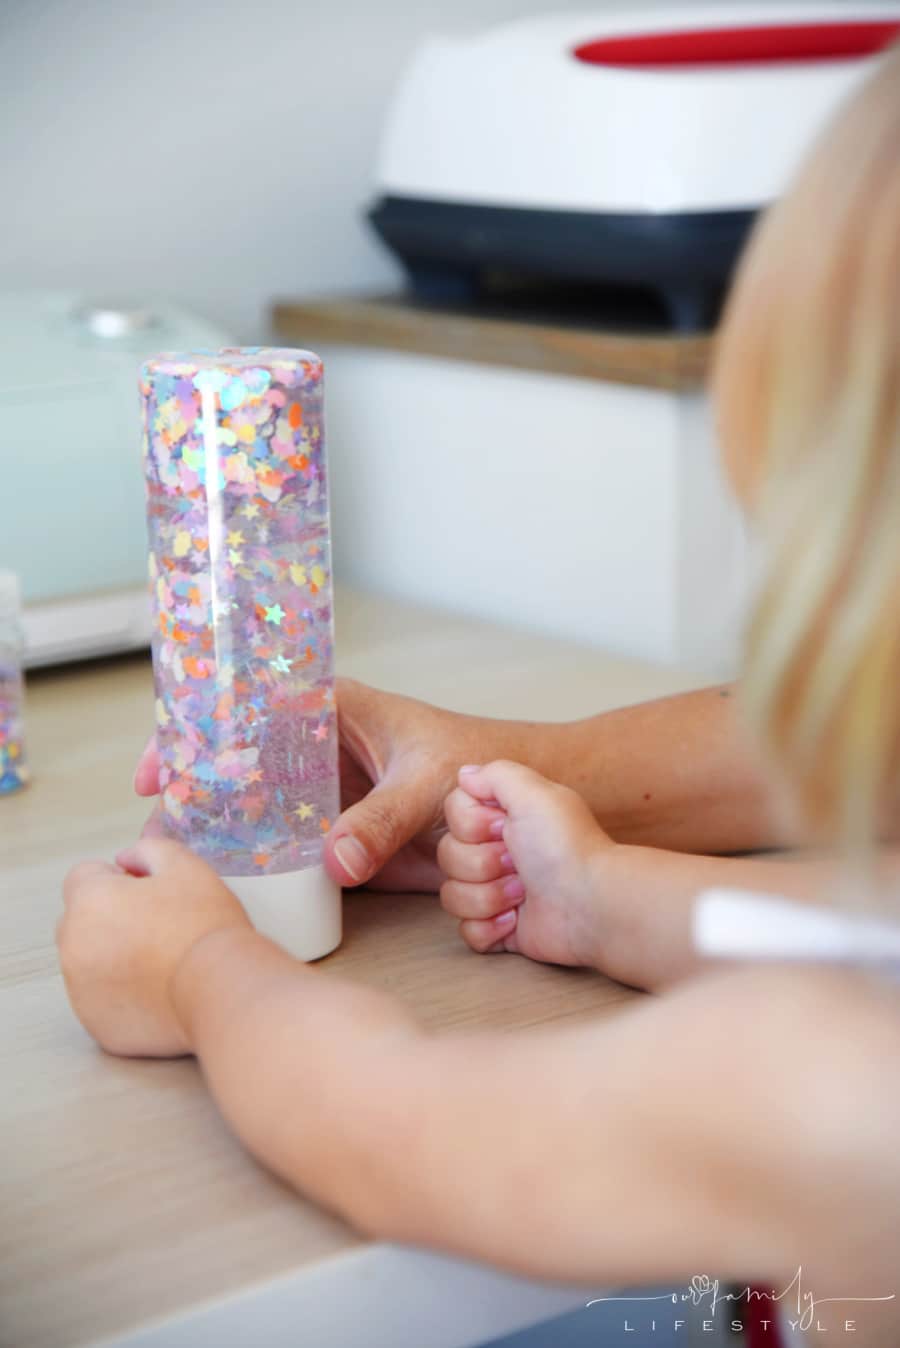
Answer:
[270,654,292,674]
[242,502,260,519]
[313,723,329,741]
[226,529,245,547]
[264,603,286,625]
[228,548,243,566]
[246,769,263,784]
[294,802,314,821]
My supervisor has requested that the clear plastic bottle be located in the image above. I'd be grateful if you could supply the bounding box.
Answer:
[140,348,341,959]
[0,570,28,795]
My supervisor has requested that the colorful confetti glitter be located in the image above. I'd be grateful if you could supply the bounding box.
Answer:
[140,347,339,877]
[0,663,28,794]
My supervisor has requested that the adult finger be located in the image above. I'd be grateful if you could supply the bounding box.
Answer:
[134,736,161,797]
[325,774,439,887]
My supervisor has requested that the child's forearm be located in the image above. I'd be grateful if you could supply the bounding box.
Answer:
[171,927,427,1233]
[172,935,892,1296]
[172,924,726,1275]
[588,846,900,992]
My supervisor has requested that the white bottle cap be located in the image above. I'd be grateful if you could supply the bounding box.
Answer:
[0,570,22,622]
[223,865,342,962]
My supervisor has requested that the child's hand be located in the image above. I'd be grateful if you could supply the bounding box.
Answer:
[58,839,252,1059]
[438,761,615,967]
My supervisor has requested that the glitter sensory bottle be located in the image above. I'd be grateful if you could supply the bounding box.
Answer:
[0,570,28,795]
[140,349,341,959]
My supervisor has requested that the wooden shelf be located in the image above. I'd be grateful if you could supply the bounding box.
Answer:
[272,293,714,392]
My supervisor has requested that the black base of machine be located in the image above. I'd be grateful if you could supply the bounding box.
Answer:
[368,195,758,331]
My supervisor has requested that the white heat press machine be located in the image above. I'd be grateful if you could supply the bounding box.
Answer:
[369,3,900,327]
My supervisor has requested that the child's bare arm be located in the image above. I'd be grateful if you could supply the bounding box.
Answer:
[172,933,900,1306]
[58,839,900,1324]
[439,760,900,991]
[580,844,900,990]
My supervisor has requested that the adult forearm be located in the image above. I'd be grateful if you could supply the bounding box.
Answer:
[530,686,789,854]
[324,679,789,892]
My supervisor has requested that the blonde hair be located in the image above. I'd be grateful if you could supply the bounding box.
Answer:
[715,45,900,856]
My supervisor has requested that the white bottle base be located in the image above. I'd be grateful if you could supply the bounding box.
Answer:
[222,865,342,962]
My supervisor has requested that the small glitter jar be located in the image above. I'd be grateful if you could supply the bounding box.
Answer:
[0,570,28,796]
[140,348,341,959]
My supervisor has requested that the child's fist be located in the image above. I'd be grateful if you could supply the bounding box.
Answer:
[58,839,252,1059]
[438,761,614,966]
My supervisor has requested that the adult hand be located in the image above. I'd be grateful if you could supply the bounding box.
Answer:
[134,678,532,893]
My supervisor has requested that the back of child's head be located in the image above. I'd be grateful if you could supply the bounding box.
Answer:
[714,44,900,856]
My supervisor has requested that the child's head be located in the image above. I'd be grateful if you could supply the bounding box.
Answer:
[713,44,900,851]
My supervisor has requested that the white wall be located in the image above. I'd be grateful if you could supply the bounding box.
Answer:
[2,0,799,339]
[0,0,591,338]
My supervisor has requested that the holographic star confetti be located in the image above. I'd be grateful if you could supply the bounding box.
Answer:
[141,348,339,877]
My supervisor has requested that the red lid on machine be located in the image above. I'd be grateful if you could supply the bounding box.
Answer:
[573,20,900,66]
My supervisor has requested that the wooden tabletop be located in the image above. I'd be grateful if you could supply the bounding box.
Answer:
[0,587,700,1348]
[272,294,714,392]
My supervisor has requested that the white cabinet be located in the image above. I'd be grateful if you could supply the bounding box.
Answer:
[321,343,749,677]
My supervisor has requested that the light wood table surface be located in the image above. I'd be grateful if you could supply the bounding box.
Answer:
[0,587,701,1348]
